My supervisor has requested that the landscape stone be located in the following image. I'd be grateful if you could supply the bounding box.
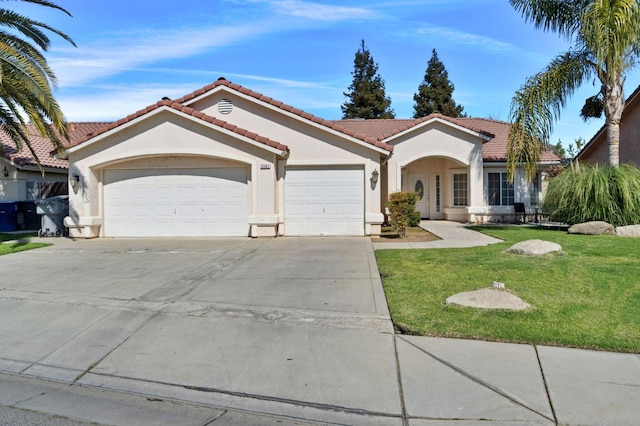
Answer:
[446,288,530,311]
[506,239,561,256]
[614,224,640,237]
[568,221,614,235]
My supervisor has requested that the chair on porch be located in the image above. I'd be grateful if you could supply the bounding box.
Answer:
[513,202,526,223]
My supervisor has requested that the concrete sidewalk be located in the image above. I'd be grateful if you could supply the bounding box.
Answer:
[0,236,638,425]
[372,220,502,250]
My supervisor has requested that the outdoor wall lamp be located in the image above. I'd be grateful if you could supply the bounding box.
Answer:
[371,169,379,183]
[2,166,8,178]
[71,173,80,187]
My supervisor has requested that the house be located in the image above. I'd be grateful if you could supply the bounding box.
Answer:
[62,78,559,238]
[0,123,108,202]
[576,85,640,166]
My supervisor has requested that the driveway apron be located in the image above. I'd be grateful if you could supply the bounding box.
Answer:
[0,237,402,425]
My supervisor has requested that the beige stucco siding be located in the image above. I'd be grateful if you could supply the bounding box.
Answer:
[384,121,485,222]
[0,165,67,202]
[193,90,385,234]
[66,110,280,237]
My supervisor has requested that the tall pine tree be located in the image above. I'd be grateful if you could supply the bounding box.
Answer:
[342,40,395,119]
[413,49,464,118]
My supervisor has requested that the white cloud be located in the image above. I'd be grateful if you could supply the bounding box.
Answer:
[238,0,378,21]
[412,26,518,52]
[49,23,276,87]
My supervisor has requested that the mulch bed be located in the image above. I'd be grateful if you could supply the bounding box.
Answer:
[371,226,441,243]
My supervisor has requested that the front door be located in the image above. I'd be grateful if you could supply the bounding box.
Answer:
[410,175,429,219]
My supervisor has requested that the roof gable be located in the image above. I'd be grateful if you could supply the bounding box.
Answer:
[334,116,560,162]
[65,99,289,155]
[176,78,394,153]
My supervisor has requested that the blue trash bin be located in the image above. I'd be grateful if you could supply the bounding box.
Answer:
[0,202,18,232]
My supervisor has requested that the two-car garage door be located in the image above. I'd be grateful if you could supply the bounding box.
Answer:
[103,168,248,237]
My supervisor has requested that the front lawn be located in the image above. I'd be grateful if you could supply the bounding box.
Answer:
[0,234,48,255]
[375,226,640,353]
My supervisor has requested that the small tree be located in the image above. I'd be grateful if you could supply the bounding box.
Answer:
[387,192,420,239]
[342,40,395,119]
[413,49,465,118]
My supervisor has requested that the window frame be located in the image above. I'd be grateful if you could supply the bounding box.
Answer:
[452,173,468,207]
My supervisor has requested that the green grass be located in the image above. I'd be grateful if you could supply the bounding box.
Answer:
[0,233,48,255]
[376,226,640,353]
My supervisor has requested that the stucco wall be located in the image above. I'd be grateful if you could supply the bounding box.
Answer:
[0,164,67,202]
[191,90,385,232]
[66,110,279,238]
[384,121,485,222]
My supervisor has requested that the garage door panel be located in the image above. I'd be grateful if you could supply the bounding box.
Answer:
[104,168,248,237]
[284,167,364,236]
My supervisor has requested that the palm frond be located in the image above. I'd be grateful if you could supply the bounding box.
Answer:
[508,49,592,180]
[509,0,590,38]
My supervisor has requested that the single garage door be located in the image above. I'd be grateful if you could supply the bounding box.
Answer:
[103,168,248,237]
[285,167,364,236]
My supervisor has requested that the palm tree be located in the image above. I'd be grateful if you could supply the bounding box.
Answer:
[508,0,640,179]
[0,0,75,166]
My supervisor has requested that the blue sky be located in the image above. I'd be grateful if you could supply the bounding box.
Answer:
[18,0,640,152]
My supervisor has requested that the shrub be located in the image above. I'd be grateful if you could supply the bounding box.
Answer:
[387,191,419,238]
[543,163,640,226]
[409,210,421,227]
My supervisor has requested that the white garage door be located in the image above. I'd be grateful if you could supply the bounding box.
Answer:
[103,168,248,237]
[285,167,364,236]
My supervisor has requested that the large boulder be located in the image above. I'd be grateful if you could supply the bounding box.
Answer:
[568,221,614,235]
[506,239,562,256]
[615,224,640,237]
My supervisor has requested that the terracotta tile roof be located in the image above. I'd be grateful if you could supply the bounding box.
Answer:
[0,122,109,170]
[335,116,559,162]
[175,78,394,152]
[333,114,495,141]
[67,99,289,153]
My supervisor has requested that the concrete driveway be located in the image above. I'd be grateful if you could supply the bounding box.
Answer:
[0,237,400,425]
[2,237,638,425]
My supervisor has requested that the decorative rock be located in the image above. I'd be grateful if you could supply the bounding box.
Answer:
[446,287,530,311]
[506,239,562,256]
[568,221,614,235]
[614,224,640,237]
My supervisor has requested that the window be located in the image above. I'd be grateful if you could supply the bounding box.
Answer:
[435,175,441,213]
[530,173,541,206]
[26,181,68,200]
[487,172,514,206]
[453,173,468,206]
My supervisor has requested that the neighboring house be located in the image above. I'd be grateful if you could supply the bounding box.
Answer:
[62,78,560,238]
[0,122,108,202]
[577,85,640,166]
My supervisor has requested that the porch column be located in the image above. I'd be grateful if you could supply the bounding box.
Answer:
[467,145,484,222]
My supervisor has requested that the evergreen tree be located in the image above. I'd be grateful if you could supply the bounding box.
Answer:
[342,40,394,119]
[413,49,464,118]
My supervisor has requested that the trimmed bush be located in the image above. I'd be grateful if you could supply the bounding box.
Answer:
[387,191,420,238]
[543,163,640,226]
[409,210,421,227]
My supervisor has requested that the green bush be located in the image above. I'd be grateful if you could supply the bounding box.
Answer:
[409,210,421,227]
[543,163,640,226]
[387,191,420,238]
